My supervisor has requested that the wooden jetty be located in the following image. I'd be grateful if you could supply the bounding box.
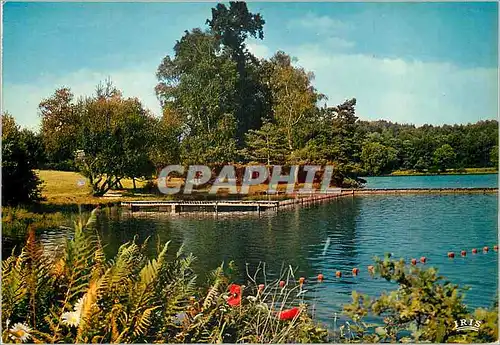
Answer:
[121,200,280,214]
[121,190,350,214]
[121,187,496,214]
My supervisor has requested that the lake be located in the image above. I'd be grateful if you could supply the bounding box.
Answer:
[2,174,498,329]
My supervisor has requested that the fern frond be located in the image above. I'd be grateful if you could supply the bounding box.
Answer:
[133,306,159,337]
[203,265,225,310]
[85,207,100,228]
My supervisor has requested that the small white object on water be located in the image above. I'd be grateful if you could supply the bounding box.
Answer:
[296,289,308,297]
[322,237,331,256]
[77,179,86,187]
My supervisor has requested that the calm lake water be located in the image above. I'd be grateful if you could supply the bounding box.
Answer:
[363,173,498,189]
[3,175,498,328]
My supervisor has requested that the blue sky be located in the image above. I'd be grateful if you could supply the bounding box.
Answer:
[2,2,498,129]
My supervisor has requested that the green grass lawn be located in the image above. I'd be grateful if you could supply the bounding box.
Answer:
[36,170,150,205]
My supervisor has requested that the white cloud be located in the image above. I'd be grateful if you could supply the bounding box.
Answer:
[288,44,498,125]
[282,13,497,125]
[2,61,162,130]
[246,42,272,59]
[287,13,355,53]
[324,37,355,50]
[291,13,349,36]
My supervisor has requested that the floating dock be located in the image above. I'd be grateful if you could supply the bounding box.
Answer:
[121,200,280,214]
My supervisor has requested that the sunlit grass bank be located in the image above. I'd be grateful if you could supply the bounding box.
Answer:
[35,170,150,205]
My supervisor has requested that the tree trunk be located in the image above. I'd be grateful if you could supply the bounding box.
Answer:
[287,127,293,150]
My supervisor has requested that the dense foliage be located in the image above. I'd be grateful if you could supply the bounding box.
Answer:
[358,120,498,175]
[1,114,43,205]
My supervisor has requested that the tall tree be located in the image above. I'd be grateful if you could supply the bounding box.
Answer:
[361,141,398,175]
[41,81,158,196]
[241,121,288,165]
[156,29,238,137]
[156,28,240,163]
[1,113,43,205]
[433,144,456,171]
[156,2,269,158]
[207,2,268,140]
[263,51,321,151]
[75,81,156,195]
[39,88,81,170]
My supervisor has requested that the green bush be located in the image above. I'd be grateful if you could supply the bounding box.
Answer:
[1,114,43,206]
[342,253,498,343]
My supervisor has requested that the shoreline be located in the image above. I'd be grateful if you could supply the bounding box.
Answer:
[351,187,497,195]
[385,169,498,177]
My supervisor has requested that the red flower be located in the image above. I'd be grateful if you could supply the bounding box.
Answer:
[227,284,242,306]
[278,307,300,320]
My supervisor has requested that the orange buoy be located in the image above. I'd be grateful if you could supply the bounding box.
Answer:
[258,284,265,292]
[335,271,342,278]
[411,258,417,265]
[483,246,489,252]
[494,245,498,251]
[279,280,285,288]
[461,250,467,257]
[352,268,359,275]
[317,274,324,282]
[299,277,305,285]
[367,265,374,273]
[448,252,455,258]
[472,248,478,254]
[420,256,427,264]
